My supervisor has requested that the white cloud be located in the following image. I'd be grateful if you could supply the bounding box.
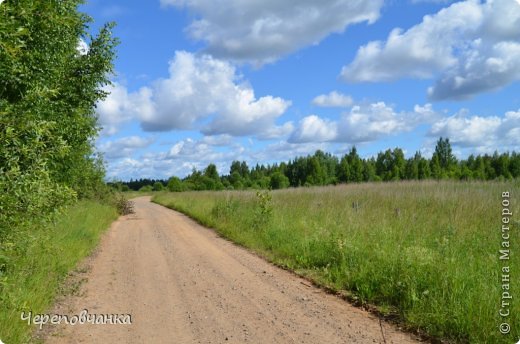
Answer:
[427,41,520,100]
[312,91,353,108]
[429,108,520,151]
[341,0,520,100]
[161,0,383,65]
[98,136,154,159]
[96,51,291,138]
[289,103,438,144]
[199,134,234,146]
[103,135,249,180]
[336,102,435,143]
[96,82,153,135]
[289,115,337,143]
[77,39,89,56]
[256,122,295,140]
[252,141,331,163]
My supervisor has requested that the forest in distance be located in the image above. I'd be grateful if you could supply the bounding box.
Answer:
[113,137,520,192]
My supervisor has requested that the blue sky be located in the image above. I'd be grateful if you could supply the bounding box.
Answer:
[82,0,520,181]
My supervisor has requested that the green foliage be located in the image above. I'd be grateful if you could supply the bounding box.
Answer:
[0,119,76,236]
[433,137,457,172]
[167,176,185,192]
[204,163,220,181]
[0,3,117,340]
[0,200,117,343]
[152,181,165,191]
[0,0,117,237]
[139,185,153,192]
[252,190,273,230]
[269,171,289,189]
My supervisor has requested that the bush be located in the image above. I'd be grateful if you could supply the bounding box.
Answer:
[114,194,135,215]
[153,182,165,191]
[167,177,185,192]
[269,172,290,189]
[139,185,153,192]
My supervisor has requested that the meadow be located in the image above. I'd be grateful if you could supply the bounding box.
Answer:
[153,180,519,343]
[0,201,118,343]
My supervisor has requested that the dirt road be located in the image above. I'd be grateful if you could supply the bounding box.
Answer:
[45,196,418,344]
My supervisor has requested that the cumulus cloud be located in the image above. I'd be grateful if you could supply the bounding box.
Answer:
[429,108,520,151]
[251,141,331,163]
[95,82,154,135]
[96,51,291,138]
[312,91,353,108]
[161,0,383,64]
[427,41,520,100]
[336,102,437,142]
[290,103,438,143]
[341,0,520,100]
[104,135,248,180]
[256,122,295,140]
[98,136,155,159]
[289,115,337,143]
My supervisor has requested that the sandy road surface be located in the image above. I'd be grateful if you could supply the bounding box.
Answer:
[45,196,418,344]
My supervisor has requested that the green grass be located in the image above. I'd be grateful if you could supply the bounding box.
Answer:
[0,200,118,343]
[153,180,520,343]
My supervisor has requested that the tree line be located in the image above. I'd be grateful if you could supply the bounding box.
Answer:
[117,138,520,192]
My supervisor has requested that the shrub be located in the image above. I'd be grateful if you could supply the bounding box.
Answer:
[153,182,165,191]
[139,185,153,192]
[114,194,135,215]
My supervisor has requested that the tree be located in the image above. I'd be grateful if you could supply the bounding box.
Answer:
[270,171,290,190]
[307,156,325,185]
[405,153,420,180]
[337,155,351,183]
[0,1,117,234]
[153,182,164,191]
[363,158,377,182]
[240,161,250,179]
[376,150,393,181]
[204,163,220,181]
[348,147,364,182]
[432,137,457,177]
[491,152,511,179]
[229,171,244,189]
[430,154,443,179]
[167,176,184,192]
[417,156,431,180]
[510,152,520,178]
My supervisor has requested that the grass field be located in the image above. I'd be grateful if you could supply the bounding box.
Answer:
[153,180,519,343]
[0,200,118,343]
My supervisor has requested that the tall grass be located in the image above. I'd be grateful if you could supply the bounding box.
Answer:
[153,180,519,343]
[0,200,118,343]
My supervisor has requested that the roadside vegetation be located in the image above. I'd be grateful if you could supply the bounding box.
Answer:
[0,1,119,342]
[0,201,118,343]
[154,180,519,343]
